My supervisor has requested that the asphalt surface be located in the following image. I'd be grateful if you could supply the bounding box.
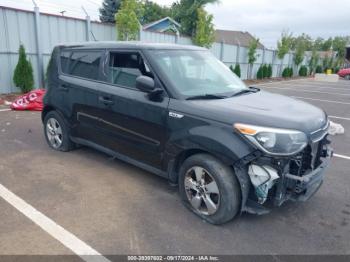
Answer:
[0,78,349,258]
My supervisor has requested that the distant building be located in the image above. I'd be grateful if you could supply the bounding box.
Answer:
[215,29,265,49]
[142,17,181,34]
[304,50,337,59]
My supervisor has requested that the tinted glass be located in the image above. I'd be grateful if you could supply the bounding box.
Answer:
[108,52,151,88]
[61,51,102,80]
[60,51,71,74]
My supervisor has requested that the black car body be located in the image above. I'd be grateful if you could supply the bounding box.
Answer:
[42,42,333,224]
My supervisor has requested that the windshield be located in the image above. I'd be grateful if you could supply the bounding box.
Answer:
[149,50,248,97]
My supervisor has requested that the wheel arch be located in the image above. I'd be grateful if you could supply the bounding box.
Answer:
[41,105,55,123]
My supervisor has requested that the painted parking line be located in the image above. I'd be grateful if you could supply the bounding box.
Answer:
[291,96,350,105]
[0,108,11,112]
[334,154,350,160]
[258,83,350,92]
[0,183,110,262]
[261,86,350,96]
[329,115,350,121]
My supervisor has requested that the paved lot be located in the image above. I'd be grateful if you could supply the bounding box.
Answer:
[0,78,349,259]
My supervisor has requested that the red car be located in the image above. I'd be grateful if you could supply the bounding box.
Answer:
[338,68,350,79]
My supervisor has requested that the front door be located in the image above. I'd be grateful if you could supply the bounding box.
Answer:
[96,51,169,169]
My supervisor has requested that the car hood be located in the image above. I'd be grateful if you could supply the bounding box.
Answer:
[172,90,328,134]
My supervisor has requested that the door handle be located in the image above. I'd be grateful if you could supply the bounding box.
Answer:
[99,96,114,105]
[59,84,69,92]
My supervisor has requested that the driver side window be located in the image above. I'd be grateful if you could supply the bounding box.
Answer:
[108,52,152,89]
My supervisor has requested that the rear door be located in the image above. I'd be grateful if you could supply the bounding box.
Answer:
[58,48,105,143]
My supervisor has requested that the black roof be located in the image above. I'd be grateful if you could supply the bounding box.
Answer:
[57,41,206,51]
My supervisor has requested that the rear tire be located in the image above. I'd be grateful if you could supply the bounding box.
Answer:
[44,111,74,152]
[179,154,241,225]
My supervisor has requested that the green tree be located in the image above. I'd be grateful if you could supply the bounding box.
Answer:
[308,48,319,75]
[291,33,312,51]
[13,44,34,93]
[315,65,323,73]
[99,0,122,23]
[332,36,348,66]
[257,65,264,79]
[277,31,292,76]
[299,65,307,76]
[288,67,293,77]
[293,38,307,71]
[193,8,215,48]
[141,0,171,25]
[262,64,268,78]
[282,67,289,78]
[247,38,259,79]
[322,55,330,70]
[313,37,324,51]
[267,64,272,78]
[234,64,241,78]
[115,0,140,41]
[171,0,218,37]
[230,64,241,78]
[321,37,333,51]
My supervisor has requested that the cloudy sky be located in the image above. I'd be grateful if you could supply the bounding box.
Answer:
[2,0,349,48]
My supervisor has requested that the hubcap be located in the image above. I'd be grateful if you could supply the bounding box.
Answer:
[46,118,63,149]
[184,166,220,216]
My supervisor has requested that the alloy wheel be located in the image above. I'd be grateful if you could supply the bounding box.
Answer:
[46,118,63,149]
[184,166,220,215]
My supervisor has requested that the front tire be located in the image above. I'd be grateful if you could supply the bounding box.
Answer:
[44,111,74,152]
[179,154,241,225]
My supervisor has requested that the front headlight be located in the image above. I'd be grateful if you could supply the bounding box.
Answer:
[234,123,308,156]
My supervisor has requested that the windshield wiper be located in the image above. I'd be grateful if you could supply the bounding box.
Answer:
[230,87,260,97]
[186,94,228,100]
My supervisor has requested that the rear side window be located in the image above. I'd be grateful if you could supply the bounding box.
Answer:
[108,52,152,88]
[60,50,102,80]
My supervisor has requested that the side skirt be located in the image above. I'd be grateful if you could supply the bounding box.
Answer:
[70,136,168,179]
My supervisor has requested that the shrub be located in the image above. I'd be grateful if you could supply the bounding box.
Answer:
[257,66,264,79]
[233,64,241,78]
[13,44,34,93]
[262,64,268,78]
[282,67,293,78]
[334,67,340,74]
[267,64,272,78]
[315,65,323,73]
[288,67,293,77]
[299,65,308,77]
[230,65,234,73]
[230,64,241,78]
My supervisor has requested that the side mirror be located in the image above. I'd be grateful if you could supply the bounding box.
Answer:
[136,76,155,93]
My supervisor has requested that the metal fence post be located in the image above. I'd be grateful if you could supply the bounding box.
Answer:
[85,15,91,41]
[220,40,224,62]
[82,7,91,41]
[262,48,266,64]
[33,4,44,88]
[175,31,179,44]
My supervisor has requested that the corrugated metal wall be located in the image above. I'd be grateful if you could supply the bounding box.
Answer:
[0,5,310,94]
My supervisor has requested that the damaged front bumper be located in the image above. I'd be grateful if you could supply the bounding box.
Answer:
[274,146,333,206]
[238,140,333,215]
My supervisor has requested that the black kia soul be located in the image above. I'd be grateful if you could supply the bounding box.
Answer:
[43,42,333,224]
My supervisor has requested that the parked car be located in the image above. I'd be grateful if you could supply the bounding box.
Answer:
[338,68,350,79]
[42,42,333,224]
